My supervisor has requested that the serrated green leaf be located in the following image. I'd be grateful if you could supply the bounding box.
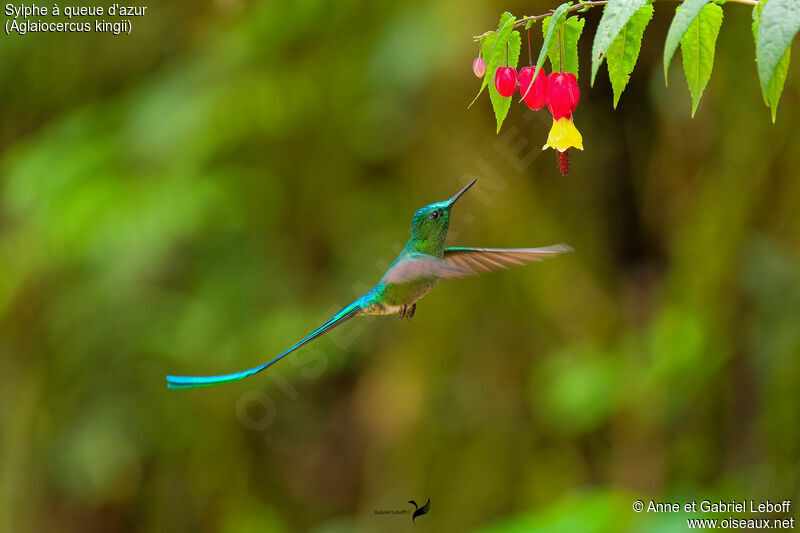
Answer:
[522,2,570,101]
[679,2,723,116]
[606,4,653,108]
[756,0,800,101]
[753,0,791,121]
[541,16,586,77]
[470,12,517,108]
[488,30,522,133]
[535,3,571,76]
[663,0,711,85]
[590,0,648,86]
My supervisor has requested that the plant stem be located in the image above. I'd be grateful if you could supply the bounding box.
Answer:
[473,0,759,41]
[473,1,607,40]
[527,28,533,66]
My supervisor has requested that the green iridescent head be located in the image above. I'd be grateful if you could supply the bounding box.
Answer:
[410,179,477,243]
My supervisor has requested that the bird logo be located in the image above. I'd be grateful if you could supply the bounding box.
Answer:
[166,179,573,389]
[408,498,430,525]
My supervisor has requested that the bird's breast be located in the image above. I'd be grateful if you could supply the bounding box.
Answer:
[366,278,438,315]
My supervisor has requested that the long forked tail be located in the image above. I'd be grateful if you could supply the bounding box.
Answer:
[166,297,367,389]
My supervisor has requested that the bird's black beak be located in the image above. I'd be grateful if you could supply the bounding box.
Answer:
[448,178,477,207]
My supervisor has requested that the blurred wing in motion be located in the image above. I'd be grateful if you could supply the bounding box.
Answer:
[442,244,573,274]
[381,252,472,284]
[166,298,366,389]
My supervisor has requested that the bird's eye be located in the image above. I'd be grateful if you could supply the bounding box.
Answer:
[429,210,441,220]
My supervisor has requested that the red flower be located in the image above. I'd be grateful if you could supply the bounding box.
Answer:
[494,67,518,98]
[545,72,580,120]
[542,72,582,172]
[518,67,547,110]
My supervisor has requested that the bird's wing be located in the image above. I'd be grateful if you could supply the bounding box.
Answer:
[442,243,573,275]
[166,297,366,389]
[381,252,472,284]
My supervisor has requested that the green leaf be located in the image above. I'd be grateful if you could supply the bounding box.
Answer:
[753,0,791,122]
[525,18,535,30]
[541,16,586,77]
[487,29,522,133]
[755,0,800,104]
[470,12,517,108]
[590,0,648,86]
[663,0,711,85]
[535,3,572,76]
[522,2,570,101]
[606,4,653,108]
[679,2,723,116]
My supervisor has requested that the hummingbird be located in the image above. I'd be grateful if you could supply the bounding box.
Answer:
[166,179,572,389]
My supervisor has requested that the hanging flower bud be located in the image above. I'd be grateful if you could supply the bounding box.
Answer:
[494,67,518,98]
[542,72,582,174]
[518,66,547,110]
[473,57,486,78]
[545,72,580,120]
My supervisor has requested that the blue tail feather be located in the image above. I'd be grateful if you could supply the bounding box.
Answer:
[166,298,366,389]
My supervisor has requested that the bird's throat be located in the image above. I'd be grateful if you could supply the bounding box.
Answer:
[409,237,445,258]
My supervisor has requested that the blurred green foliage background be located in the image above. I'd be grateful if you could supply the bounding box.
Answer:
[1,0,799,531]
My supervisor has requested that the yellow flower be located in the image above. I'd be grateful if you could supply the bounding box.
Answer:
[542,117,583,152]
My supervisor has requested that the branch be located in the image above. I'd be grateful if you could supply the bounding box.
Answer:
[473,0,760,41]
[473,1,606,40]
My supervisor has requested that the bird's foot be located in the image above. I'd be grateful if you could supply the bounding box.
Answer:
[398,304,416,320]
